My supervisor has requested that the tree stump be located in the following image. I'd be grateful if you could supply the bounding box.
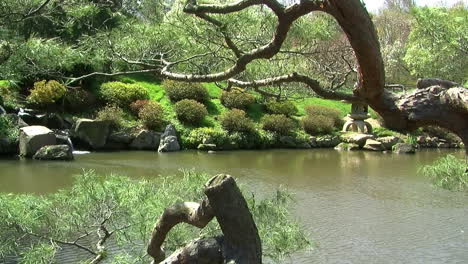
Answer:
[147,174,262,264]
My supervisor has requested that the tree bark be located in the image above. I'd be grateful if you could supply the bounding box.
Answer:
[147,174,262,264]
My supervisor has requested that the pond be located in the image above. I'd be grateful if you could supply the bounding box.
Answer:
[0,149,467,263]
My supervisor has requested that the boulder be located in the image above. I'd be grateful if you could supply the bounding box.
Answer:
[130,130,161,150]
[33,145,73,161]
[341,133,374,147]
[109,130,135,145]
[437,142,450,148]
[311,135,341,148]
[376,136,401,150]
[158,125,180,152]
[18,109,46,126]
[0,137,18,155]
[198,144,217,151]
[72,119,110,149]
[334,143,360,151]
[392,143,415,154]
[363,139,385,151]
[19,126,56,157]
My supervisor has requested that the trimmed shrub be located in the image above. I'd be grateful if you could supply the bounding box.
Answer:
[183,127,229,148]
[100,82,149,107]
[174,99,208,125]
[27,80,66,106]
[96,105,127,129]
[304,105,344,128]
[162,80,208,103]
[219,109,255,133]
[301,115,334,135]
[220,88,255,109]
[130,100,150,115]
[265,100,298,116]
[64,88,96,112]
[261,114,295,135]
[138,101,165,131]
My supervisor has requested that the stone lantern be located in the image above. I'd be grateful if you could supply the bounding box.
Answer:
[342,103,373,134]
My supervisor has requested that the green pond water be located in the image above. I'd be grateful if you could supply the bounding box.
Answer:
[0,149,467,263]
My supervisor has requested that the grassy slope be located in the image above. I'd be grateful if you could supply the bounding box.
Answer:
[115,75,369,134]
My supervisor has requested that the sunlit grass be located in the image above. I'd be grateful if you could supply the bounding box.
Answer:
[420,155,467,192]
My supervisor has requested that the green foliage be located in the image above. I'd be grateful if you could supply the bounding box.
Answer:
[265,100,298,116]
[301,115,334,135]
[373,127,401,137]
[138,101,165,131]
[420,155,467,192]
[262,114,296,136]
[304,105,344,128]
[405,133,418,146]
[26,80,66,106]
[183,127,229,148]
[100,82,149,108]
[0,84,19,109]
[0,115,18,142]
[404,6,468,82]
[162,80,208,103]
[0,170,309,262]
[174,99,208,126]
[219,109,255,133]
[96,105,128,129]
[220,88,256,109]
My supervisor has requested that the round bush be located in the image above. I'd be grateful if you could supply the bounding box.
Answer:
[163,80,208,103]
[301,115,334,135]
[138,101,165,131]
[100,82,149,107]
[304,105,344,128]
[220,88,255,109]
[265,100,298,116]
[27,80,66,106]
[174,99,208,125]
[96,105,127,129]
[130,99,150,115]
[64,88,96,112]
[220,109,255,133]
[261,114,296,135]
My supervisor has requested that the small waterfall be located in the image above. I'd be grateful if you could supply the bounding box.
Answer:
[66,137,74,152]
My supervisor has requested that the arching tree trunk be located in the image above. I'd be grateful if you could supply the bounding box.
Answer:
[147,174,262,264]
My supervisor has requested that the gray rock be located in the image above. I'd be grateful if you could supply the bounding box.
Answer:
[19,126,56,157]
[72,119,110,149]
[109,130,135,144]
[130,130,160,150]
[363,139,385,151]
[393,143,415,154]
[33,145,73,161]
[198,144,217,151]
[18,109,46,126]
[334,143,360,151]
[0,105,5,115]
[376,136,401,150]
[314,135,341,148]
[437,142,450,148]
[158,125,180,152]
[342,133,375,147]
[161,124,177,138]
[0,137,18,155]
[158,136,180,152]
[279,136,296,148]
